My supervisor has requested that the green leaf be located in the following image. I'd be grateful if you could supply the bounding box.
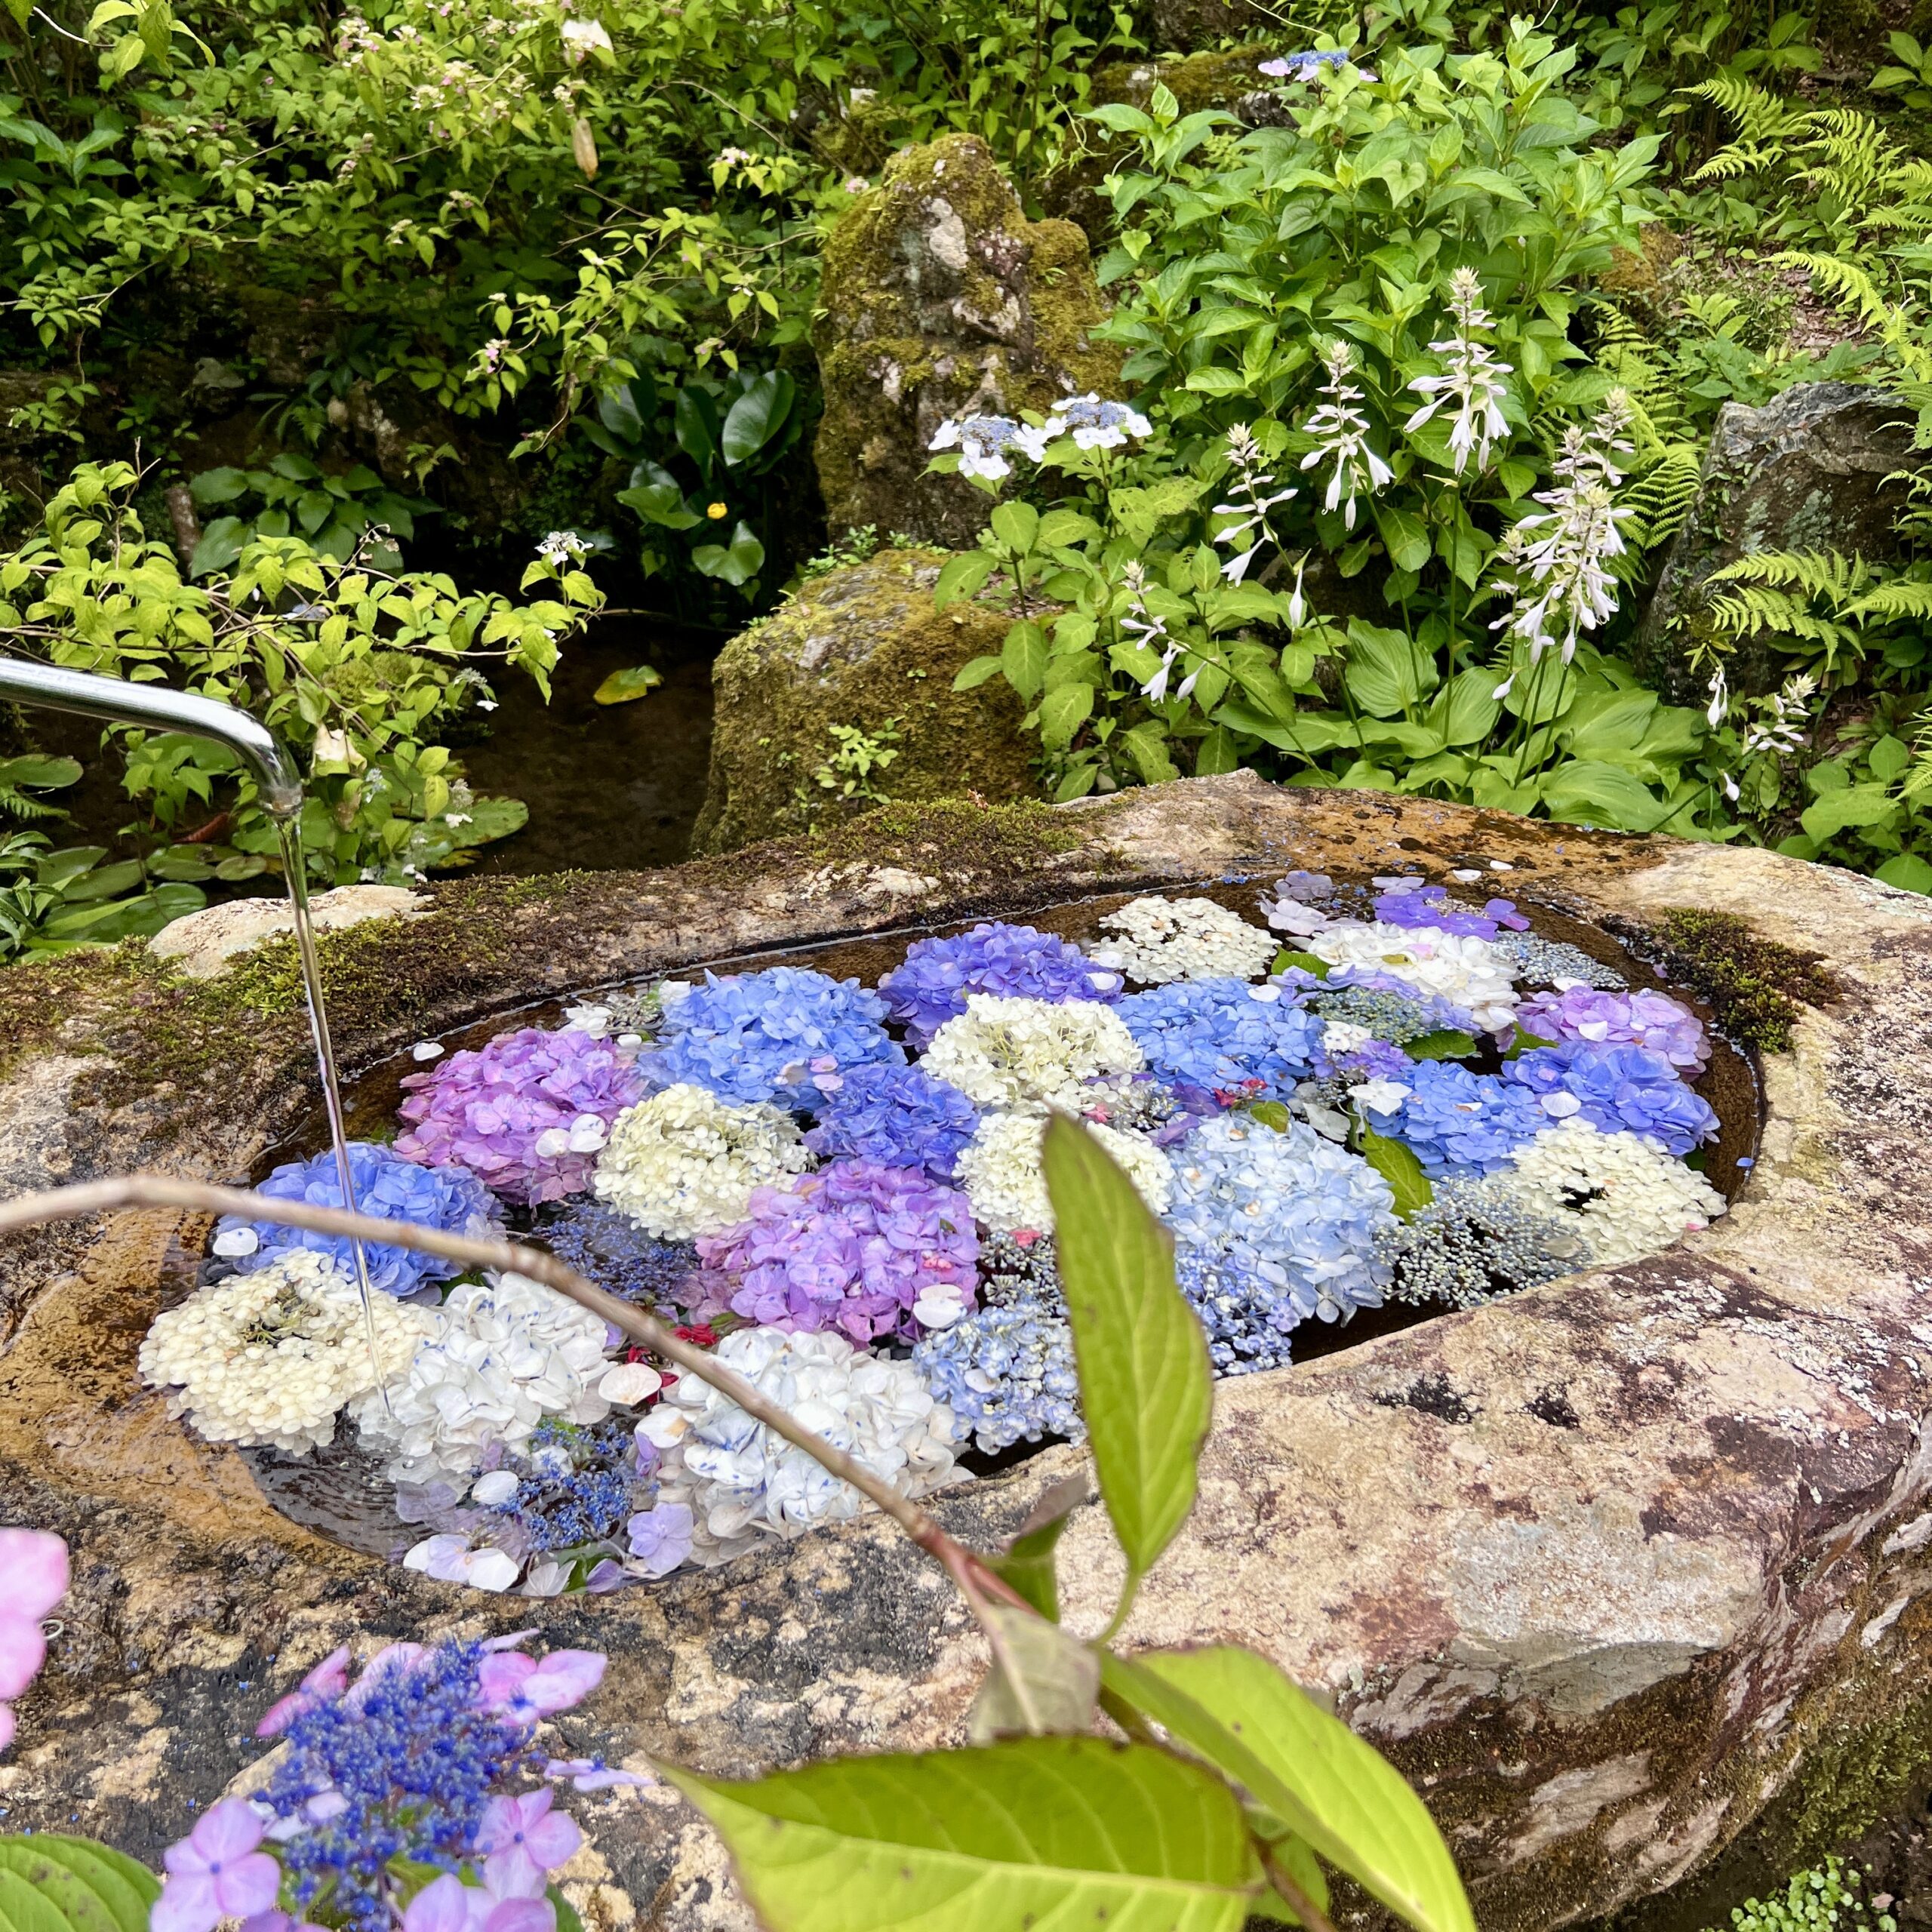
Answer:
[674,384,721,470]
[967,1606,1100,1743]
[670,1738,1265,1932]
[595,381,647,446]
[1537,759,1662,832]
[0,1837,158,1932]
[1433,668,1501,748]
[1037,682,1094,751]
[990,500,1040,553]
[188,516,245,579]
[691,520,765,587]
[1403,1029,1478,1062]
[986,1474,1091,1621]
[1357,1129,1433,1218]
[721,369,796,469]
[1098,1648,1475,1932]
[1270,949,1327,977]
[934,551,995,608]
[187,466,250,507]
[592,665,663,705]
[1374,504,1432,574]
[1041,1114,1212,1594]
[1343,623,1437,719]
[1247,1100,1291,1132]
[1800,782,1899,841]
[1001,620,1047,702]
[952,654,1004,691]
[0,755,82,792]
[1876,853,1932,894]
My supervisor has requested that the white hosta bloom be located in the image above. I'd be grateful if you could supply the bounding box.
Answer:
[1742,673,1818,758]
[645,1327,961,1565]
[1120,561,1198,704]
[139,1251,433,1454]
[1498,1118,1727,1266]
[595,1083,810,1238]
[1309,918,1519,1032]
[1091,895,1278,984]
[1298,341,1392,531]
[957,1112,1173,1233]
[350,1272,614,1484]
[1706,665,1729,731]
[1211,423,1297,582]
[923,994,1144,1112]
[1403,268,1513,475]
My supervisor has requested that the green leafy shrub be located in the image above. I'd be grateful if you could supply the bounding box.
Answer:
[186,456,433,577]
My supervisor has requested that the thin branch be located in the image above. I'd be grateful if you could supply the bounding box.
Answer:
[1262,1848,1341,1932]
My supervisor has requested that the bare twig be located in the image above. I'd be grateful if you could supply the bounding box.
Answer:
[1263,1847,1342,1932]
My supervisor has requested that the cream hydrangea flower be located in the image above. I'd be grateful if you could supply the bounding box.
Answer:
[1309,919,1519,1032]
[921,995,1144,1112]
[1497,1118,1727,1266]
[956,1111,1173,1232]
[638,1326,961,1566]
[595,1082,811,1238]
[138,1250,432,1454]
[1089,895,1278,985]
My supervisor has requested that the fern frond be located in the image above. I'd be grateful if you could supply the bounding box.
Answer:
[1844,578,1932,624]
[1622,448,1703,550]
[1706,548,1875,603]
[1705,588,1859,645]
[1774,251,1894,329]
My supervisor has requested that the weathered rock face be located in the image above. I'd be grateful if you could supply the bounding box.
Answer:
[813,134,1122,547]
[1636,383,1924,701]
[1146,0,1273,54]
[2,779,1932,1932]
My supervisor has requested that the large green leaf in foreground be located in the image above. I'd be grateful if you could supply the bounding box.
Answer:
[672,1737,1266,1932]
[0,1835,159,1932]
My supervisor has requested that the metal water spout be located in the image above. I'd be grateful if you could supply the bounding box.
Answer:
[0,658,385,1370]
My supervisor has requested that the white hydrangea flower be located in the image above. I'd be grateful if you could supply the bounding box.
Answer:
[595,1082,810,1238]
[955,1112,1173,1233]
[1497,1118,1727,1266]
[640,1327,961,1566]
[138,1250,432,1454]
[921,995,1144,1112]
[1090,896,1278,985]
[1309,919,1519,1032]
[349,1272,614,1484]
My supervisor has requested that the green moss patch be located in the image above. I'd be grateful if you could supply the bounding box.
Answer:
[1647,907,1842,1052]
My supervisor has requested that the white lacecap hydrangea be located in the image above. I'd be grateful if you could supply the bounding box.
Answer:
[349,1271,614,1484]
[138,1250,433,1454]
[1309,919,1519,1033]
[1090,896,1278,985]
[594,1081,811,1238]
[921,994,1144,1112]
[1496,1118,1727,1266]
[956,1111,1174,1233]
[638,1326,961,1565]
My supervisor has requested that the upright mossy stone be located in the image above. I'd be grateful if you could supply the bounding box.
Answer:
[813,134,1123,548]
[690,547,1038,854]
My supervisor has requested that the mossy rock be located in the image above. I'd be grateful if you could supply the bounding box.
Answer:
[690,547,1038,854]
[813,134,1122,548]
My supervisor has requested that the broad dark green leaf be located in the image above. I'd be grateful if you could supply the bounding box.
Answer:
[1358,1129,1432,1217]
[0,1835,158,1932]
[1041,1113,1213,1590]
[721,369,795,468]
[691,521,764,587]
[0,756,82,792]
[1537,759,1663,832]
[187,466,249,507]
[188,517,245,579]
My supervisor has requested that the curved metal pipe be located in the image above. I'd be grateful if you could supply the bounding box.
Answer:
[0,659,305,819]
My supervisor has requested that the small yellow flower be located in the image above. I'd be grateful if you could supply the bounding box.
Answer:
[706,501,728,520]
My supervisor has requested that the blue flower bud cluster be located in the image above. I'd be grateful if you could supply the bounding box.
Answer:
[1118,977,1319,1097]
[535,1199,701,1312]
[1176,1249,1300,1374]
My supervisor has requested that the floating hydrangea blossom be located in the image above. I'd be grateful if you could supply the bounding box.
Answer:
[532,1200,703,1314]
[1176,1249,1300,1375]
[640,1326,960,1565]
[1515,986,1710,1073]
[956,1112,1173,1233]
[1118,977,1320,1097]
[211,1143,500,1299]
[697,1160,979,1341]
[1091,896,1278,984]
[878,922,1121,1046]
[1168,1115,1395,1321]
[397,1027,644,1207]
[0,1529,66,1754]
[645,965,901,1109]
[1361,1060,1549,1177]
[140,1250,433,1454]
[1372,886,1528,940]
[922,994,1145,1112]
[1503,1038,1718,1155]
[1309,920,1519,1032]
[1498,1118,1727,1264]
[912,1292,1083,1453]
[1374,1176,1589,1309]
[595,1084,811,1238]
[803,1060,982,1177]
[1493,931,1626,990]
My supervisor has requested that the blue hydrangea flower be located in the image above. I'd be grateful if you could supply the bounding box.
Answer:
[212,1142,499,1297]
[534,1199,702,1312]
[1503,1038,1718,1155]
[645,966,902,1109]
[1177,1249,1300,1375]
[1363,1061,1546,1177]
[1167,1115,1395,1321]
[912,1293,1084,1453]
[1118,978,1319,1097]
[804,1060,981,1178]
[878,922,1121,1046]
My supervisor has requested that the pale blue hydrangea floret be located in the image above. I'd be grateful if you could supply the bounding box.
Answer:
[1364,1060,1546,1177]
[1503,1038,1718,1156]
[1177,1249,1301,1375]
[878,921,1121,1046]
[912,1293,1084,1454]
[1167,1115,1395,1321]
[645,966,902,1109]
[802,1060,980,1178]
[1118,977,1319,1097]
[214,1142,500,1297]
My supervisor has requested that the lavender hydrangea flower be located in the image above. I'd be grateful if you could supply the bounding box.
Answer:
[398,1028,643,1207]
[1362,1060,1547,1177]
[1118,977,1320,1097]
[803,1061,980,1179]
[1503,1039,1718,1155]
[533,1200,703,1314]
[212,1143,500,1297]
[1177,1249,1300,1374]
[645,967,902,1109]
[1515,986,1711,1072]
[696,1159,979,1343]
[877,922,1121,1046]
[1373,886,1529,939]
[912,1293,1084,1453]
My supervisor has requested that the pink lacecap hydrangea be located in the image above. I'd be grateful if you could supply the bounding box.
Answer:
[0,1527,67,1752]
[1515,986,1711,1072]
[697,1159,979,1343]
[395,1028,642,1207]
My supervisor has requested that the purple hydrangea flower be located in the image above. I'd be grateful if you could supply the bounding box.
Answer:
[878,922,1121,1046]
[213,1143,500,1297]
[1118,978,1319,1097]
[696,1159,979,1343]
[1503,1039,1718,1155]
[803,1061,980,1179]
[398,1028,643,1208]
[1364,1060,1548,1176]
[645,967,901,1109]
[626,1501,695,1577]
[1373,886,1529,939]
[1515,986,1711,1072]
[1327,1035,1413,1083]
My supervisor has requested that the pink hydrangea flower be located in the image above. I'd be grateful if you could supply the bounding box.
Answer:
[475,1647,605,1721]
[474,1789,581,1894]
[402,1874,554,1932]
[0,1527,67,1752]
[153,1799,282,1932]
[256,1645,352,1738]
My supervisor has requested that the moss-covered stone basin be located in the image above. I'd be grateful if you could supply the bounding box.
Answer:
[2,774,1928,1932]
